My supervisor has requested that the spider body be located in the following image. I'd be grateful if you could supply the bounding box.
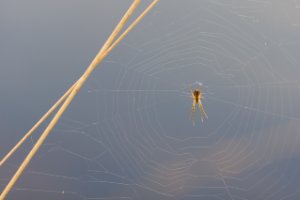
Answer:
[193,90,200,103]
[191,87,207,124]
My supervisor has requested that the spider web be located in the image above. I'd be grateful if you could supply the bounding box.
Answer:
[1,0,300,199]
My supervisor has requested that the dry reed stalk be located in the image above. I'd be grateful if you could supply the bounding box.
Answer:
[0,0,159,199]
[0,0,141,168]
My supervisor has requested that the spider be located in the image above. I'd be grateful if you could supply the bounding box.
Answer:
[190,87,207,125]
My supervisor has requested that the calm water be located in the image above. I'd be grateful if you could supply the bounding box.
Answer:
[1,0,300,199]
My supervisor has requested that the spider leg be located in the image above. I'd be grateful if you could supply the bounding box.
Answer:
[198,100,208,122]
[189,86,193,97]
[190,100,196,126]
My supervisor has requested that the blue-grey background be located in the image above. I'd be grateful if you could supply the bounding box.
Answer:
[1,0,300,199]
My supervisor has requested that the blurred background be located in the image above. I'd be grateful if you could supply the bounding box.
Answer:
[1,0,300,199]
